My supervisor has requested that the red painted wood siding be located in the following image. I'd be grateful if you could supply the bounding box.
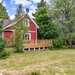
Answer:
[30,32,36,40]
[28,19,37,40]
[29,20,36,31]
[4,31,13,41]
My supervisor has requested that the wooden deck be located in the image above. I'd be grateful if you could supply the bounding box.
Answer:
[23,40,52,50]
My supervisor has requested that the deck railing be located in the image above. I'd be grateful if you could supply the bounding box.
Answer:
[23,39,53,49]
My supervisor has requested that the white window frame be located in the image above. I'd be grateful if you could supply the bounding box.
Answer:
[24,33,31,40]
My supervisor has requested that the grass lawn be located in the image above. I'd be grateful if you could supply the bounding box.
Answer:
[0,49,75,75]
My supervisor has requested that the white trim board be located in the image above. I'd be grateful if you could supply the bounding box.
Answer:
[28,31,36,32]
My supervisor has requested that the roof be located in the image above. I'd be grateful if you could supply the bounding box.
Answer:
[27,15,39,29]
[3,16,24,30]
[3,14,39,30]
[3,19,12,27]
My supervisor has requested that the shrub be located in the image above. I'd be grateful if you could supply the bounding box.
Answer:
[0,50,10,59]
[53,37,64,48]
[0,38,5,52]
[0,38,10,59]
[30,71,40,75]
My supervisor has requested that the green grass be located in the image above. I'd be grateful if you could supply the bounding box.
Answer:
[0,48,75,75]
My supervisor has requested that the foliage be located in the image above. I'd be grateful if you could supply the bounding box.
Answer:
[0,38,5,51]
[51,0,75,39]
[0,3,9,58]
[0,50,10,59]
[14,22,24,52]
[0,3,8,18]
[71,33,75,39]
[35,1,60,39]
[14,4,26,52]
[47,0,75,48]
[38,20,60,39]
[14,27,23,52]
[38,0,46,8]
[65,32,75,40]
[53,37,64,48]
[0,23,9,59]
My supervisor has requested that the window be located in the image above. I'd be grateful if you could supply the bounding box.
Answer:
[24,33,31,40]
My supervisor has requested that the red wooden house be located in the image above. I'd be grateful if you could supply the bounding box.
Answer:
[2,14,39,46]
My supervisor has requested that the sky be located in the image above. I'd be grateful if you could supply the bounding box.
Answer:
[0,0,42,19]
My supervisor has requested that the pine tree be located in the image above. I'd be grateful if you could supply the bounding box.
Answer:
[0,3,8,41]
[0,3,9,58]
[14,4,26,52]
[38,0,46,8]
[0,3,8,18]
[0,3,8,33]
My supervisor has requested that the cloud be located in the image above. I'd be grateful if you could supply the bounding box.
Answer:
[11,0,41,4]
[10,0,38,15]
[32,0,41,3]
[30,4,37,9]
[10,15,15,20]
[3,1,6,7]
[0,0,2,3]
[7,0,41,18]
[11,0,32,6]
[11,0,41,7]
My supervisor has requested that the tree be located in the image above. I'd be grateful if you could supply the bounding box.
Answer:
[52,0,75,32]
[35,0,60,39]
[0,3,9,58]
[0,2,8,36]
[0,20,4,50]
[0,3,8,18]
[14,4,26,52]
[50,0,75,47]
[0,3,8,49]
[38,0,46,8]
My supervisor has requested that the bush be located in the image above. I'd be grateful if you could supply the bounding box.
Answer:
[0,38,5,52]
[0,50,10,59]
[69,32,75,40]
[0,38,9,59]
[53,37,64,48]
